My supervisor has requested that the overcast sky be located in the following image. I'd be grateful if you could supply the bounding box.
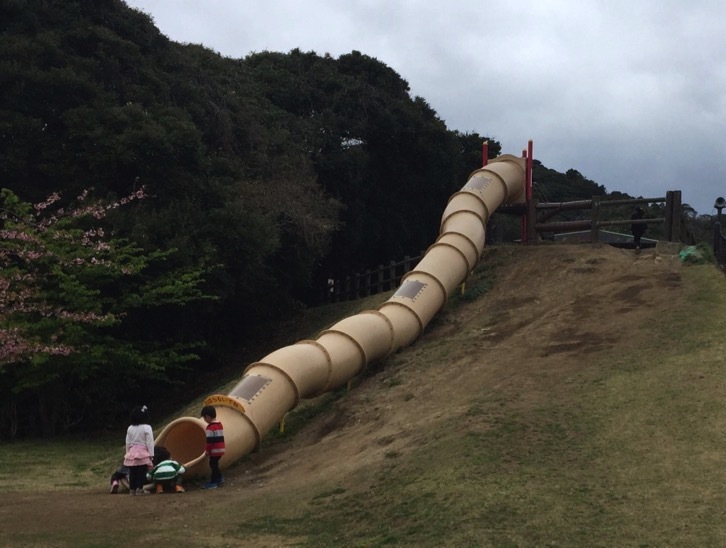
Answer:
[124,0,725,215]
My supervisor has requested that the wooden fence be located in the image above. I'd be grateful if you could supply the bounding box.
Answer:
[324,253,423,303]
[528,190,695,244]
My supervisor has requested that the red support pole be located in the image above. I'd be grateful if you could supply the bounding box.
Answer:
[520,140,534,244]
[482,141,489,167]
[526,139,533,202]
[520,148,527,244]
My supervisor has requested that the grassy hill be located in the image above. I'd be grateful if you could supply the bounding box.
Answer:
[2,242,726,547]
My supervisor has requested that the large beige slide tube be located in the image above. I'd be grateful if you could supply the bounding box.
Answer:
[155,154,527,478]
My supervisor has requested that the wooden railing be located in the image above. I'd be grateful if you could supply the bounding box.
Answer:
[323,253,423,303]
[527,190,696,244]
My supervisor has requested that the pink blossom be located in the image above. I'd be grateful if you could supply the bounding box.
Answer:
[33,192,61,211]
[1,185,149,363]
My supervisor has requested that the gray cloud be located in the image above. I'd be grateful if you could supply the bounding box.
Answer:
[125,0,726,214]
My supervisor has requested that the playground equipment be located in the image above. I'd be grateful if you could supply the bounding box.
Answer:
[155,151,530,478]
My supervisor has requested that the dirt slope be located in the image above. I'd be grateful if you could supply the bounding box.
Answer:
[0,243,686,545]
[241,243,684,492]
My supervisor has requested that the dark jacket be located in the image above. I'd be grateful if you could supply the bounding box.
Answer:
[631,209,646,238]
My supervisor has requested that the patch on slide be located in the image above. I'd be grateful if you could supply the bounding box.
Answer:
[394,280,427,301]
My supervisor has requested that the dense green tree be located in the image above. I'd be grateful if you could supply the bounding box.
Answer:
[244,49,480,282]
[0,0,341,335]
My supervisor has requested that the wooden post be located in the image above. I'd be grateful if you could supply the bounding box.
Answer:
[388,260,396,290]
[527,198,538,244]
[664,191,674,241]
[363,269,371,296]
[377,265,384,294]
[671,190,682,242]
[590,196,600,243]
[523,139,534,244]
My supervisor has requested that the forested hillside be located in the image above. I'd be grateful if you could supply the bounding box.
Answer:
[0,0,707,437]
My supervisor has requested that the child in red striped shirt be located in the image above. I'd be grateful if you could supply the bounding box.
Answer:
[201,405,225,489]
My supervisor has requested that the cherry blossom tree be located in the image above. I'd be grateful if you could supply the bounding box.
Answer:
[0,187,213,437]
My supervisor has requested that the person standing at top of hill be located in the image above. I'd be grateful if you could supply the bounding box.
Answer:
[123,405,154,496]
[201,405,225,489]
[631,207,646,251]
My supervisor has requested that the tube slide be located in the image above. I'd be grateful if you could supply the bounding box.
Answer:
[155,154,527,478]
